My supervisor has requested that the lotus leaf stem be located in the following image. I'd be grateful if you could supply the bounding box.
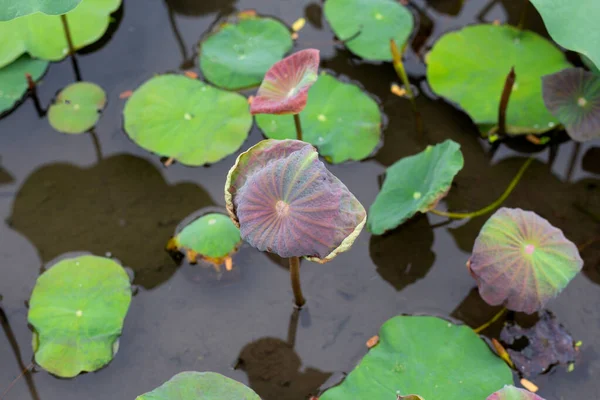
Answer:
[25,73,44,117]
[473,307,507,334]
[390,39,422,133]
[60,14,82,81]
[293,114,303,141]
[498,67,516,136]
[518,0,529,31]
[289,256,306,308]
[430,157,534,219]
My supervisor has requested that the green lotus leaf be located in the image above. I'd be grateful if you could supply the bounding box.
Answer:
[0,55,48,114]
[427,24,572,135]
[123,74,252,166]
[582,54,600,74]
[28,254,132,378]
[468,208,583,314]
[256,73,382,163]
[368,140,464,235]
[48,82,106,134]
[488,386,546,400]
[136,371,261,400]
[530,0,600,71]
[324,0,414,61]
[199,13,293,90]
[0,0,122,68]
[0,0,82,21]
[168,212,241,262]
[320,316,513,400]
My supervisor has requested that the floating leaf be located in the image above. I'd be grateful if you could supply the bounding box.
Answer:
[48,82,106,134]
[225,139,366,263]
[123,74,252,166]
[324,0,414,61]
[0,55,47,114]
[250,49,319,115]
[581,54,600,75]
[256,73,382,163]
[136,371,260,400]
[368,140,464,235]
[468,208,583,314]
[0,0,83,21]
[487,386,546,400]
[199,13,293,90]
[0,0,122,68]
[28,254,132,378]
[320,316,513,400]
[542,68,600,142]
[500,310,578,377]
[427,24,572,134]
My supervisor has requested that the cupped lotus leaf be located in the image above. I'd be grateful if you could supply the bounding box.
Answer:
[542,68,600,142]
[0,55,48,114]
[487,386,546,400]
[368,140,464,235]
[250,48,320,115]
[324,0,414,61]
[530,0,600,71]
[427,24,572,134]
[256,73,382,163]
[468,208,583,314]
[0,0,122,68]
[199,13,293,90]
[168,213,241,262]
[320,316,513,400]
[48,82,106,134]
[0,0,82,21]
[225,139,366,263]
[123,75,252,166]
[28,255,132,378]
[136,371,261,400]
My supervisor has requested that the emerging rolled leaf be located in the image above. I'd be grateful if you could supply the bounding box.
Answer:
[250,49,320,115]
[225,139,366,263]
[487,385,546,400]
[542,67,600,142]
[468,208,583,314]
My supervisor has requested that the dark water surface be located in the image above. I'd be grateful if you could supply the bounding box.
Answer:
[1,0,599,399]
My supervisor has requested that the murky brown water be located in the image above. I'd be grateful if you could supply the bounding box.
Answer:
[1,1,599,399]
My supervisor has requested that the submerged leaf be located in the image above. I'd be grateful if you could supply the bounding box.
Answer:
[368,140,464,234]
[542,67,600,142]
[487,386,545,400]
[48,82,106,134]
[225,139,366,263]
[250,49,319,115]
[468,208,583,313]
[0,55,48,114]
[0,0,82,21]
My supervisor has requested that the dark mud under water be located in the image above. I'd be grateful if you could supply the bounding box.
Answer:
[1,0,599,399]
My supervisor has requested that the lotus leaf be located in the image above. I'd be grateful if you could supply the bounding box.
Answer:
[324,0,414,61]
[582,55,600,75]
[368,140,464,234]
[28,254,132,378]
[0,0,82,21]
[256,73,382,163]
[0,55,47,114]
[427,24,572,134]
[488,386,546,400]
[320,316,513,400]
[0,0,122,68]
[199,13,293,90]
[136,371,260,400]
[542,68,600,142]
[250,48,320,115]
[123,74,252,166]
[225,139,366,263]
[48,82,106,134]
[468,208,583,314]
[530,0,600,71]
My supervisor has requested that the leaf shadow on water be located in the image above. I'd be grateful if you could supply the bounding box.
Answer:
[0,164,14,186]
[7,154,215,289]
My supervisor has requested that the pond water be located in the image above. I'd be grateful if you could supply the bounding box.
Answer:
[1,0,599,399]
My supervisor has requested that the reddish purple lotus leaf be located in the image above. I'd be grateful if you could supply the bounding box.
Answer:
[225,139,366,263]
[250,49,320,115]
[468,208,583,314]
[487,386,545,400]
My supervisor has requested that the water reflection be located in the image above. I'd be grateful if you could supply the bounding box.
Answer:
[0,163,13,185]
[304,2,323,29]
[582,147,600,175]
[8,154,215,289]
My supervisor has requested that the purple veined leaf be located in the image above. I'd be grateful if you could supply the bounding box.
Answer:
[250,49,320,115]
[487,385,546,400]
[542,67,600,142]
[225,139,366,263]
[468,208,583,314]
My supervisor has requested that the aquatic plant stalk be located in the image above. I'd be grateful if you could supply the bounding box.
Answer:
[25,73,44,117]
[60,14,82,81]
[518,0,529,31]
[498,67,516,135]
[390,39,422,132]
[430,157,534,219]
[293,114,303,141]
[289,256,306,307]
[473,307,507,333]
